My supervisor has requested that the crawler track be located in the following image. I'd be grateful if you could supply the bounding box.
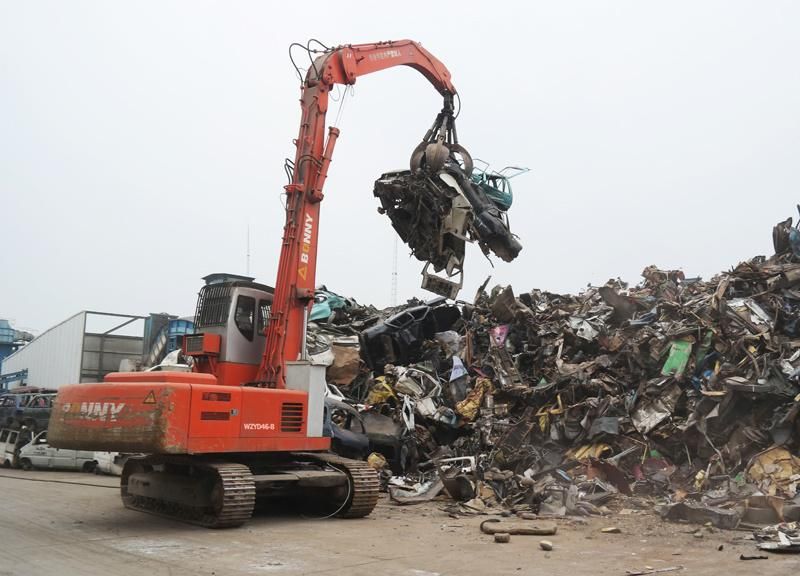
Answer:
[298,452,380,518]
[119,453,377,528]
[121,458,255,528]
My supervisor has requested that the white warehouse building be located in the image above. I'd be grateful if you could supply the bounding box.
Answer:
[1,311,146,390]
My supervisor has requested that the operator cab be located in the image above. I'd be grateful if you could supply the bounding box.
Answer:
[184,273,274,384]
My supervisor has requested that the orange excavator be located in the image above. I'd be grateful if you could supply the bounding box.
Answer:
[48,40,469,527]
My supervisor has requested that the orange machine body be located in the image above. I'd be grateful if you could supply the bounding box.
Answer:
[49,371,330,454]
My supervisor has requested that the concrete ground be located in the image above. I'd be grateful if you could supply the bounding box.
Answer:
[1,469,799,576]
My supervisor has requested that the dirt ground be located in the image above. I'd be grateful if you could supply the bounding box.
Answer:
[1,469,799,576]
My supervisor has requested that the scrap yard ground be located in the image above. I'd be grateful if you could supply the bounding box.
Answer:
[1,469,797,576]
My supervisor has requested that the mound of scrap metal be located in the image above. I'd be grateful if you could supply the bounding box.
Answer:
[312,212,800,528]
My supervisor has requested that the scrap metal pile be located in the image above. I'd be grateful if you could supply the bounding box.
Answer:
[311,212,800,528]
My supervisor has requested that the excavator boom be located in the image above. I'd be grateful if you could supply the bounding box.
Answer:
[258,40,458,388]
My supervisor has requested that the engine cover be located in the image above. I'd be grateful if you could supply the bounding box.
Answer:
[48,371,330,454]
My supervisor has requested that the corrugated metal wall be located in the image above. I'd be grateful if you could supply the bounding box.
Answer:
[81,333,143,382]
[0,312,85,389]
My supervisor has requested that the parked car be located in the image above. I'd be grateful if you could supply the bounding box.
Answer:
[0,388,56,428]
[0,428,20,467]
[93,452,136,476]
[0,395,27,429]
[0,427,33,468]
[17,393,55,432]
[17,430,98,472]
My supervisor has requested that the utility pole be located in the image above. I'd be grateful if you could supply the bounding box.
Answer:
[391,235,398,306]
[246,224,251,276]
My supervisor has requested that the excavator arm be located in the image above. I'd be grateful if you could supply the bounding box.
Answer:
[305,40,455,100]
[258,40,459,388]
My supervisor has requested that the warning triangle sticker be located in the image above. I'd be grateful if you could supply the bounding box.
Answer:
[143,390,157,404]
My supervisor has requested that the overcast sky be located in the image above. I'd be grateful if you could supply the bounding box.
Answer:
[2,1,799,334]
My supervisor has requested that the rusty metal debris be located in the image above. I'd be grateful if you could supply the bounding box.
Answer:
[312,210,800,530]
[660,502,740,530]
[754,521,800,553]
[625,567,684,576]
[479,518,557,536]
[374,153,523,299]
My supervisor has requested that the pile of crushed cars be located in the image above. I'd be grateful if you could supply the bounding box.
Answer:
[312,211,800,539]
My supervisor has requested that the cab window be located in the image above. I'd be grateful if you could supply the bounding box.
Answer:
[257,299,271,335]
[234,296,256,341]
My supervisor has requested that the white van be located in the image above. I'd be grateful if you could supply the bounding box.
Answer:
[0,428,20,467]
[93,451,132,476]
[17,430,98,472]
